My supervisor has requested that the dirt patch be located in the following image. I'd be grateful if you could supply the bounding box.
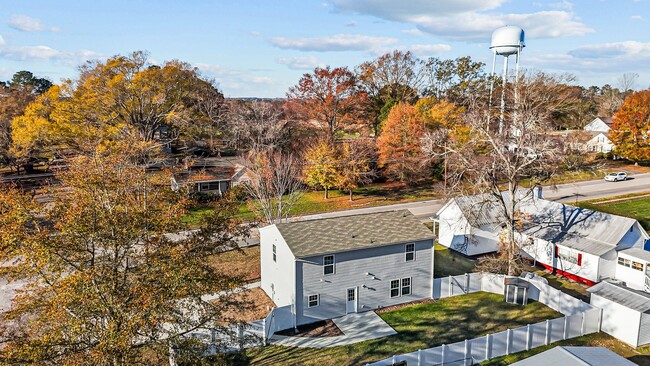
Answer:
[276,319,343,338]
[374,298,438,314]
[217,287,275,325]
[206,246,260,283]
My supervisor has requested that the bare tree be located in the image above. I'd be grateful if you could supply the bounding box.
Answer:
[425,72,585,275]
[242,148,303,224]
[228,100,291,152]
[618,72,639,94]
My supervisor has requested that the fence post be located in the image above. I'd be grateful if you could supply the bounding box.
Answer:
[526,324,531,351]
[466,273,470,294]
[580,312,586,336]
[506,329,512,355]
[441,344,446,365]
[558,290,562,314]
[449,275,453,297]
[563,316,569,340]
[598,308,603,332]
[238,324,245,350]
[486,333,492,360]
[418,349,422,366]
[464,339,471,366]
[545,320,551,345]
[262,317,267,345]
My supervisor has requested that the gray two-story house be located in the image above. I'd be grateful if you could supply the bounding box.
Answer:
[260,210,435,327]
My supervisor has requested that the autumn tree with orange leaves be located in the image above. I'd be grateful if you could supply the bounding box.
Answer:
[285,66,369,143]
[610,90,650,161]
[376,103,426,182]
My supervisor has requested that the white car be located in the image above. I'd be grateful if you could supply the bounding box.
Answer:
[604,172,628,182]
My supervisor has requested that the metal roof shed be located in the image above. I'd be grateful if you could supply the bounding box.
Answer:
[511,346,636,366]
[588,280,650,347]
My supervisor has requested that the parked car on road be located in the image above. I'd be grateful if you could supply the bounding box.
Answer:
[604,172,628,182]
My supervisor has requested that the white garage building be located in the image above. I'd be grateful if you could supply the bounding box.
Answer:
[589,280,650,348]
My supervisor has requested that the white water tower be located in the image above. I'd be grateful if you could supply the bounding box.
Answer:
[489,26,525,132]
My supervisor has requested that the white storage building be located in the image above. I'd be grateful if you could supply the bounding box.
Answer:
[589,280,650,348]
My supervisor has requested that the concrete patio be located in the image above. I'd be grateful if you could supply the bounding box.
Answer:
[269,311,397,348]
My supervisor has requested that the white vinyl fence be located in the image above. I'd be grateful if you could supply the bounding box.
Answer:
[263,304,293,343]
[367,272,602,366]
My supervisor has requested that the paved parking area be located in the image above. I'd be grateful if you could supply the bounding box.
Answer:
[270,311,396,348]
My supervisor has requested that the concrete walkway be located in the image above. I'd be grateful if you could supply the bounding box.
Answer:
[269,311,397,348]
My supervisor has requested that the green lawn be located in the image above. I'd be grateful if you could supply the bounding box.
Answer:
[237,292,561,366]
[183,182,440,227]
[577,192,650,231]
[434,244,477,278]
[483,332,650,365]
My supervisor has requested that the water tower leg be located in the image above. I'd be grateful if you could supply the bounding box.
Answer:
[500,55,508,134]
[488,52,497,125]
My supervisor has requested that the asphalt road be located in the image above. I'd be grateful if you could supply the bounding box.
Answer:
[299,173,650,221]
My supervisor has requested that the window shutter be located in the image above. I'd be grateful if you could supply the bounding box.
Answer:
[577,253,582,266]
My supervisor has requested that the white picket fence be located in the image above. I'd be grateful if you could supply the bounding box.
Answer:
[367,272,602,366]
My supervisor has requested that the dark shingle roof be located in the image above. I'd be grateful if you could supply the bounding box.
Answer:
[275,210,434,257]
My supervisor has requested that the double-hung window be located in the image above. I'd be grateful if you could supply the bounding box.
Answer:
[390,277,412,297]
[323,255,335,275]
[401,278,411,295]
[308,294,319,307]
[390,280,400,298]
[405,243,415,262]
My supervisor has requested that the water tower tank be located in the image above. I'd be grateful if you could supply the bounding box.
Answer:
[490,26,525,56]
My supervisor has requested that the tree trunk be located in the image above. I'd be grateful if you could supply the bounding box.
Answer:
[349,189,353,201]
[324,187,329,199]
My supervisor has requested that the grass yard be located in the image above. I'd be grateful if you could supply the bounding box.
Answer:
[483,332,650,365]
[530,268,591,302]
[205,247,261,283]
[434,244,477,278]
[183,181,440,227]
[238,292,561,366]
[577,192,650,231]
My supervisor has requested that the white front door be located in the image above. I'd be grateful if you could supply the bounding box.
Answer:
[346,287,358,313]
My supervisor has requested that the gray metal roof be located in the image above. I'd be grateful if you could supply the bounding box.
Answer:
[619,247,650,263]
[275,210,434,258]
[451,193,508,227]
[520,198,638,256]
[511,346,636,366]
[444,190,640,256]
[588,280,650,313]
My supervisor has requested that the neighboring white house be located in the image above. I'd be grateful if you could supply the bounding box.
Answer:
[584,116,613,132]
[584,131,614,153]
[589,280,650,348]
[170,158,250,195]
[511,346,636,366]
[435,189,649,286]
[260,210,434,328]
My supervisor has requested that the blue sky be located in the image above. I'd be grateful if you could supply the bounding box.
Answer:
[0,0,648,97]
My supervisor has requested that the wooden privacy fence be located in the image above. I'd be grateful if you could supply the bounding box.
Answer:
[367,272,602,366]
